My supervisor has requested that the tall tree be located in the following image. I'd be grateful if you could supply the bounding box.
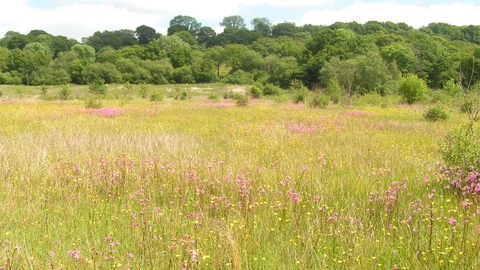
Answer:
[251,17,272,36]
[272,22,298,37]
[220,16,246,29]
[135,25,159,45]
[169,15,201,35]
[196,26,216,45]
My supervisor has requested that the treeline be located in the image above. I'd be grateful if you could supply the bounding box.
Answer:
[0,15,479,95]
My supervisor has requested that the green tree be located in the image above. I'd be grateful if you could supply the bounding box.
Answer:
[251,17,272,37]
[72,44,96,62]
[169,46,193,68]
[269,56,299,88]
[135,25,160,45]
[173,31,197,46]
[354,50,397,95]
[220,15,246,29]
[398,73,428,104]
[204,46,226,76]
[96,46,120,63]
[196,26,216,45]
[169,15,201,35]
[272,22,298,37]
[381,44,416,74]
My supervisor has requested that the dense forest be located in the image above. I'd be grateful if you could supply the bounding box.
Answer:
[1,15,479,95]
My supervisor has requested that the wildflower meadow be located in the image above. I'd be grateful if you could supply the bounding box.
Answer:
[1,85,479,269]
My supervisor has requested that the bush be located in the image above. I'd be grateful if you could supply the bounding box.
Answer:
[263,84,281,96]
[207,93,220,102]
[292,90,308,104]
[309,94,330,108]
[59,85,71,100]
[40,85,48,98]
[150,91,164,102]
[250,86,263,99]
[424,105,449,121]
[138,84,148,99]
[89,78,107,96]
[235,94,249,107]
[443,78,462,97]
[85,95,103,109]
[442,123,480,173]
[326,78,342,104]
[224,70,253,85]
[398,74,428,104]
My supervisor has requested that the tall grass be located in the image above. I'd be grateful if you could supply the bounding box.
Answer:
[0,96,478,269]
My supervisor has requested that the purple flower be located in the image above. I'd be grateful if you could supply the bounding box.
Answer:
[68,250,80,260]
[448,217,457,225]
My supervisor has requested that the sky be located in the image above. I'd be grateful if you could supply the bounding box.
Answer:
[0,0,479,42]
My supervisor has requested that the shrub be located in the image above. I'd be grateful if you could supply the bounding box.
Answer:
[207,93,220,102]
[441,122,480,198]
[424,105,449,121]
[461,101,473,114]
[85,95,103,108]
[292,90,308,104]
[89,78,108,96]
[309,94,329,108]
[398,74,428,104]
[250,86,263,99]
[150,91,164,102]
[326,78,342,104]
[138,84,148,99]
[442,122,480,173]
[59,85,71,100]
[235,94,249,107]
[290,79,309,104]
[443,78,462,97]
[40,85,48,98]
[263,84,280,96]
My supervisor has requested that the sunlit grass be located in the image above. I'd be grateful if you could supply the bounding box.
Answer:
[0,94,478,269]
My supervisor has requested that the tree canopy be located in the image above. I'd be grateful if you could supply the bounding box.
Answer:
[0,17,479,91]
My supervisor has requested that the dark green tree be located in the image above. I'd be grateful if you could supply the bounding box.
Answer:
[135,25,160,45]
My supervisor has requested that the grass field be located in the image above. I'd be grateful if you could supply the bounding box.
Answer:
[0,84,479,269]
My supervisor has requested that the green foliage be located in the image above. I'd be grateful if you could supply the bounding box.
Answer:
[441,123,480,172]
[423,104,449,121]
[59,85,71,100]
[398,74,428,104]
[290,79,309,104]
[234,94,249,106]
[138,83,148,98]
[172,66,195,84]
[326,78,342,104]
[309,94,329,108]
[263,83,281,96]
[40,85,48,97]
[150,91,164,102]
[224,70,253,85]
[84,95,103,109]
[207,93,220,102]
[443,79,462,97]
[461,101,473,114]
[353,92,384,106]
[249,86,263,99]
[88,78,108,96]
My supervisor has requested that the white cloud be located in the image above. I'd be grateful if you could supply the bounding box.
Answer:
[1,1,479,42]
[0,1,161,41]
[299,1,480,28]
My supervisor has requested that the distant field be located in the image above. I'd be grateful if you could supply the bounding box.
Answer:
[0,84,479,269]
